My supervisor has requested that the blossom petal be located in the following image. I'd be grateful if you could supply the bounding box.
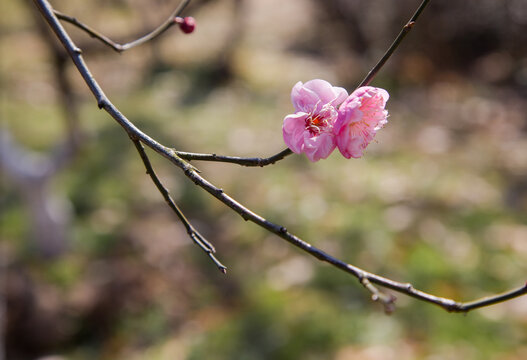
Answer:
[303,132,336,162]
[356,88,388,130]
[350,86,389,107]
[335,99,361,134]
[335,86,389,159]
[337,133,366,159]
[303,79,348,109]
[283,112,308,154]
[291,82,320,113]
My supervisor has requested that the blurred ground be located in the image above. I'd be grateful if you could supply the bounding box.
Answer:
[1,0,527,359]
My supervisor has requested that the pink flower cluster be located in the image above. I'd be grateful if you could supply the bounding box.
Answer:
[282,79,389,161]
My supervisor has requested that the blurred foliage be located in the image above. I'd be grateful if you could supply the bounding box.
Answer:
[2,0,527,359]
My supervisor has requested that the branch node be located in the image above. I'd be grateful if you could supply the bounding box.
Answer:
[97,98,107,109]
[444,300,461,313]
[405,21,416,30]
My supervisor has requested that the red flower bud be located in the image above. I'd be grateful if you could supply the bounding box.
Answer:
[174,16,196,34]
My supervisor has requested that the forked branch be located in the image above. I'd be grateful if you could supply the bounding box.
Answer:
[132,138,227,273]
[53,0,191,52]
[33,0,527,313]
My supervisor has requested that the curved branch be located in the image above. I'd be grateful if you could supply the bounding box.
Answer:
[176,148,293,167]
[33,0,527,313]
[53,0,191,52]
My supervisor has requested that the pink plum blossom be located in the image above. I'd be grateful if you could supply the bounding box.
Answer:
[334,86,389,159]
[282,79,348,162]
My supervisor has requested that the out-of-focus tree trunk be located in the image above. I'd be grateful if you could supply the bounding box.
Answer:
[1,130,72,258]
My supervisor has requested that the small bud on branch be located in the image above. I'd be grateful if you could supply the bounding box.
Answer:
[175,16,196,34]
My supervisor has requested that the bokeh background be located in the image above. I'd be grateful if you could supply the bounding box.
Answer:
[2,0,527,359]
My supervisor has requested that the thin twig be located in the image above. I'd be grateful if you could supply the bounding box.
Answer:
[53,0,191,52]
[33,0,527,313]
[132,138,227,273]
[358,0,431,88]
[453,283,527,312]
[176,148,293,167]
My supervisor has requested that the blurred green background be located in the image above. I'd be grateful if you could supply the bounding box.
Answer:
[1,0,527,359]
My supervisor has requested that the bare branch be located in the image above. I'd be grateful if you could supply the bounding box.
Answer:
[132,138,227,273]
[358,0,431,88]
[176,148,293,167]
[53,0,192,53]
[33,0,527,313]
[452,283,527,312]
